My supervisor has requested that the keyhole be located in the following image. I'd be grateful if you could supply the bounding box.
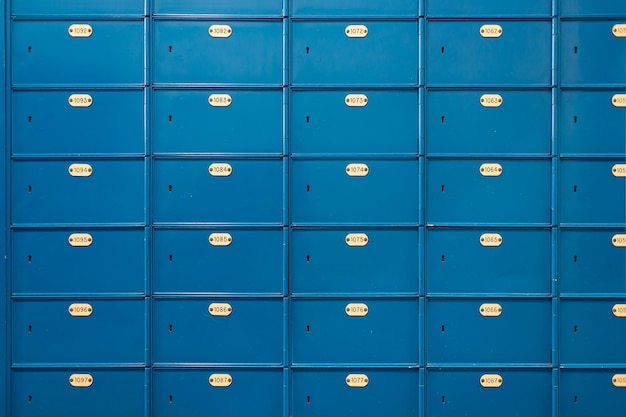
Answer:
[28,255,32,263]
[574,395,578,404]
[306,396,311,404]
[573,325,578,333]
[28,46,32,53]
[441,395,445,404]
[169,324,173,332]
[573,116,577,123]
[573,185,577,193]
[306,46,310,54]
[168,115,173,123]
[306,325,310,333]
[441,115,445,123]
[28,396,32,404]
[306,255,310,263]
[441,46,445,54]
[441,255,445,263]
[168,185,173,192]
[28,185,32,193]
[28,325,32,333]
[441,185,445,192]
[28,116,32,123]
[168,45,173,53]
[169,254,173,262]
[441,325,445,333]
[169,395,173,404]
[574,46,578,54]
[306,116,310,123]
[573,255,577,263]
[306,185,310,192]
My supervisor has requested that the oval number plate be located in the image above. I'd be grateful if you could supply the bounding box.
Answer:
[479,303,502,317]
[208,303,232,317]
[346,303,368,317]
[68,233,93,247]
[612,164,626,177]
[480,163,502,177]
[480,374,503,388]
[209,233,232,247]
[346,374,369,388]
[480,24,502,38]
[345,94,368,107]
[208,94,232,107]
[208,163,232,177]
[345,25,368,38]
[612,94,626,107]
[346,163,369,177]
[612,234,626,248]
[69,374,93,387]
[68,303,93,317]
[613,304,626,318]
[613,374,626,387]
[209,374,232,387]
[613,24,626,38]
[480,94,503,108]
[68,163,93,177]
[68,24,92,38]
[68,94,93,108]
[209,25,232,38]
[480,233,502,247]
[345,233,368,247]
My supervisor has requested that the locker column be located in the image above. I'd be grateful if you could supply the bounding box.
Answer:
[150,1,287,416]
[8,1,149,416]
[289,1,422,416]
[424,1,555,416]
[557,1,626,415]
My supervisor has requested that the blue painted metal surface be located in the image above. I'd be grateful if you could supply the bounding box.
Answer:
[558,369,626,416]
[426,0,551,17]
[12,0,146,15]
[153,0,283,16]
[291,0,419,17]
[560,0,626,16]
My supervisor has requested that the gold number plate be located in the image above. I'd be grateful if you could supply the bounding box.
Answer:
[68,94,93,108]
[68,24,92,38]
[345,25,368,38]
[612,94,626,107]
[69,374,93,387]
[612,234,626,248]
[612,24,626,38]
[613,304,626,318]
[208,163,232,177]
[68,303,93,317]
[346,163,369,177]
[346,303,368,317]
[209,94,232,107]
[209,374,232,387]
[209,233,232,247]
[209,303,232,317]
[480,163,502,177]
[480,233,502,247]
[68,163,93,177]
[613,374,626,387]
[345,94,368,107]
[346,374,369,388]
[479,303,502,317]
[480,94,503,108]
[612,164,626,177]
[480,24,502,38]
[480,374,503,388]
[68,233,93,247]
[209,25,232,38]
[345,233,368,247]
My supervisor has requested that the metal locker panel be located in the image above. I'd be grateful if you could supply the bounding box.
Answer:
[426,0,551,17]
[559,159,626,225]
[426,368,552,417]
[290,159,419,225]
[560,299,626,364]
[561,20,626,86]
[12,20,145,86]
[12,369,146,417]
[12,0,145,15]
[425,159,552,225]
[425,298,552,365]
[290,21,419,87]
[561,0,626,17]
[11,159,146,226]
[153,0,283,16]
[12,90,145,156]
[12,228,147,296]
[152,89,283,155]
[291,298,419,365]
[152,159,284,224]
[425,228,552,295]
[426,20,552,87]
[153,20,283,85]
[425,89,551,156]
[559,90,626,155]
[560,228,626,295]
[152,298,284,365]
[291,368,419,417]
[559,369,626,416]
[290,0,419,17]
[153,368,284,417]
[153,228,284,295]
[290,228,419,295]
[290,90,419,155]
[12,299,146,365]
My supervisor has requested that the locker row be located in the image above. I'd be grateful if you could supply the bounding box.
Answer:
[10,20,626,86]
[10,227,626,296]
[9,158,625,225]
[11,89,626,157]
[10,298,626,365]
[11,0,626,18]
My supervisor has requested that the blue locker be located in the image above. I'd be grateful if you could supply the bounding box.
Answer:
[153,368,284,417]
[290,228,420,295]
[290,90,419,155]
[426,298,552,365]
[425,89,552,155]
[292,368,419,417]
[12,228,147,296]
[153,89,283,155]
[560,228,626,295]
[290,0,419,18]
[426,20,552,86]
[153,20,283,85]
[426,228,552,295]
[426,0,551,17]
[12,159,146,226]
[290,21,419,86]
[425,159,552,225]
[12,20,145,86]
[12,299,146,365]
[152,298,284,365]
[152,159,284,224]
[12,0,145,15]
[153,228,284,295]
[560,0,626,17]
[561,20,626,86]
[12,369,147,417]
[426,368,552,417]
[559,159,626,225]
[12,90,145,156]
[559,89,626,155]
[291,299,419,365]
[559,369,626,417]
[153,0,283,16]
[560,299,626,364]
[290,159,419,225]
